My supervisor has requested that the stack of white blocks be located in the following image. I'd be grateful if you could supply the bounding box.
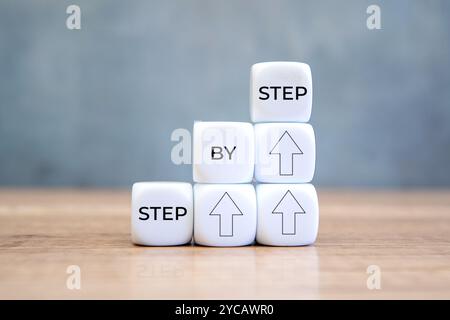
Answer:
[132,61,318,247]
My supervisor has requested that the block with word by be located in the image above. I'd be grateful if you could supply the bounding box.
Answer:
[194,184,256,246]
[131,182,193,246]
[193,121,255,183]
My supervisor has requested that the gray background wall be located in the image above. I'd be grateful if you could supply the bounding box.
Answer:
[1,0,449,187]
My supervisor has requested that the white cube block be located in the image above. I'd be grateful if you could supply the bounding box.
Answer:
[194,184,256,247]
[256,184,319,246]
[193,121,255,183]
[255,123,315,183]
[250,61,312,122]
[131,182,193,246]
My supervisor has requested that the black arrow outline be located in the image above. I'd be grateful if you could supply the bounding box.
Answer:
[209,192,243,237]
[269,131,303,176]
[272,190,306,235]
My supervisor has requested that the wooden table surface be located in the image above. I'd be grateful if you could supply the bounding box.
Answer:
[0,189,449,299]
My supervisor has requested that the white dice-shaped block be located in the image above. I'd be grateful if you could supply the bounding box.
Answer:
[194,184,256,246]
[251,61,313,122]
[131,182,193,246]
[256,184,319,246]
[255,123,315,183]
[193,121,255,183]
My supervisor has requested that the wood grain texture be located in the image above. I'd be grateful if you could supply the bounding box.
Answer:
[0,189,449,299]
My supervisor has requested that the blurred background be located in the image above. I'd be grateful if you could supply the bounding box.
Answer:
[0,0,449,188]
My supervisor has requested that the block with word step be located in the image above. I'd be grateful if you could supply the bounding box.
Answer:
[254,123,315,183]
[256,184,319,246]
[250,61,312,123]
[194,184,256,246]
[193,121,255,183]
[131,182,193,246]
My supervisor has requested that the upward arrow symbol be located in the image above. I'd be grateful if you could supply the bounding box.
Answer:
[272,190,306,235]
[209,192,243,237]
[269,131,303,176]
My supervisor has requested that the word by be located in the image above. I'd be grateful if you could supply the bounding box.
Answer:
[211,146,236,160]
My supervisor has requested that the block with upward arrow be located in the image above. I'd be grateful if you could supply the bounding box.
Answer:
[194,184,256,247]
[254,123,316,183]
[256,184,318,246]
